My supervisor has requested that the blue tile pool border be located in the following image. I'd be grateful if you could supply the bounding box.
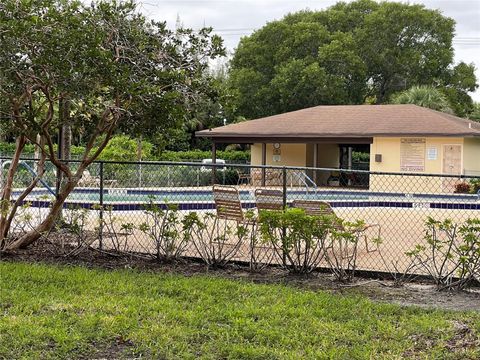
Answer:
[14,199,480,211]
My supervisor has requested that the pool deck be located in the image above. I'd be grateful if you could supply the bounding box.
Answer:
[13,203,480,275]
[8,183,479,275]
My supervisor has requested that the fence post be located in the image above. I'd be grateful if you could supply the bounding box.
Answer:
[211,142,217,185]
[99,161,104,250]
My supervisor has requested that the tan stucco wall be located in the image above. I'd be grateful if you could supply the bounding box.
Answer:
[251,143,307,167]
[369,137,465,193]
[369,137,464,174]
[464,137,480,176]
[250,143,307,186]
[251,143,340,186]
[249,137,477,192]
[305,143,340,185]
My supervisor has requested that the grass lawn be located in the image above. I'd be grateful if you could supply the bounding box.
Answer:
[0,262,479,359]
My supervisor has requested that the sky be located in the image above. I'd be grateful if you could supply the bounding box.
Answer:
[137,0,480,101]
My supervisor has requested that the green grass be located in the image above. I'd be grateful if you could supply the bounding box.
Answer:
[0,262,479,359]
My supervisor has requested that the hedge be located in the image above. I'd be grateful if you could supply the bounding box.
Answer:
[0,142,250,163]
[157,150,250,162]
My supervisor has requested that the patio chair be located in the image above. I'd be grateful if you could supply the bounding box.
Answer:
[251,168,282,186]
[213,185,246,223]
[212,185,258,265]
[236,169,251,186]
[78,170,100,187]
[254,189,284,211]
[292,199,380,253]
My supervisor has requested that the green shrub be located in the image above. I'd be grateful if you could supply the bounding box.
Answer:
[97,135,153,161]
[158,149,250,163]
[0,143,35,155]
[1,141,250,164]
[352,151,370,163]
[470,178,480,193]
[258,208,333,274]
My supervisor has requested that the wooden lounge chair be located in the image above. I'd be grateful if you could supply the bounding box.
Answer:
[254,189,284,211]
[292,199,380,253]
[212,185,259,265]
[213,185,246,223]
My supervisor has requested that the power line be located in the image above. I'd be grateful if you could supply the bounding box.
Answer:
[210,29,480,44]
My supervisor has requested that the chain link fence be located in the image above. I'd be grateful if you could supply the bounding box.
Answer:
[1,157,479,284]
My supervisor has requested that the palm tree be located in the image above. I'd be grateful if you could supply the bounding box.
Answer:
[391,85,453,114]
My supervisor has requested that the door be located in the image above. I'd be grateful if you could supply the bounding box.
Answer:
[442,144,462,192]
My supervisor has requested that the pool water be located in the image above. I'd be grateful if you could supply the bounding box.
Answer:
[66,190,369,203]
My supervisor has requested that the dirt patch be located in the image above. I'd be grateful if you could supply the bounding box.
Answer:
[403,320,480,358]
[1,234,479,312]
[82,336,138,360]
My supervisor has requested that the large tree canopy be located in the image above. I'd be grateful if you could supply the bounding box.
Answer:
[0,0,224,249]
[229,0,478,119]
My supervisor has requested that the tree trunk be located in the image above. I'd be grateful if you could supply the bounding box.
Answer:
[5,174,80,249]
[34,133,42,172]
[0,136,26,247]
[136,136,142,187]
[2,137,47,240]
[62,125,72,161]
[61,96,72,161]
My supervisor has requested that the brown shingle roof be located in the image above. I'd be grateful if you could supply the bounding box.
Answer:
[196,105,480,140]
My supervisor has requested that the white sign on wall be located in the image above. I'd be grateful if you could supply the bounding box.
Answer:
[400,138,426,172]
[427,147,438,161]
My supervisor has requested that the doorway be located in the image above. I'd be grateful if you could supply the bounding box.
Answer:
[442,144,462,192]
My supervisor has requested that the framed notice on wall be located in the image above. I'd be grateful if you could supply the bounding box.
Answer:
[400,138,426,172]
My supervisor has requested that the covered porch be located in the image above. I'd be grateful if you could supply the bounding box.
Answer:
[209,136,372,188]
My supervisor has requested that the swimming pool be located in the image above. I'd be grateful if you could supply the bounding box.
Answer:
[15,188,480,211]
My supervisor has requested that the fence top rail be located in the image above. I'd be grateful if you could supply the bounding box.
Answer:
[1,156,479,180]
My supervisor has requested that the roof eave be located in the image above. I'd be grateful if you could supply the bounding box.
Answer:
[197,132,480,139]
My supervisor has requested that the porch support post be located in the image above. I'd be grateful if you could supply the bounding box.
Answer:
[348,146,352,170]
[347,146,352,186]
[313,143,318,184]
[211,141,217,185]
[261,143,266,187]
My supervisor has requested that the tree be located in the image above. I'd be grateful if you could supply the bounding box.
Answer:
[391,85,453,113]
[151,62,241,153]
[229,0,477,119]
[469,103,480,122]
[440,62,478,118]
[0,0,224,249]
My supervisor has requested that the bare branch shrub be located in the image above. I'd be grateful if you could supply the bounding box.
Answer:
[378,243,419,287]
[187,212,251,268]
[407,217,480,291]
[323,220,366,282]
[101,206,135,253]
[138,200,194,261]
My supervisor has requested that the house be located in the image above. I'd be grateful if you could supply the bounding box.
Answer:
[196,104,480,193]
